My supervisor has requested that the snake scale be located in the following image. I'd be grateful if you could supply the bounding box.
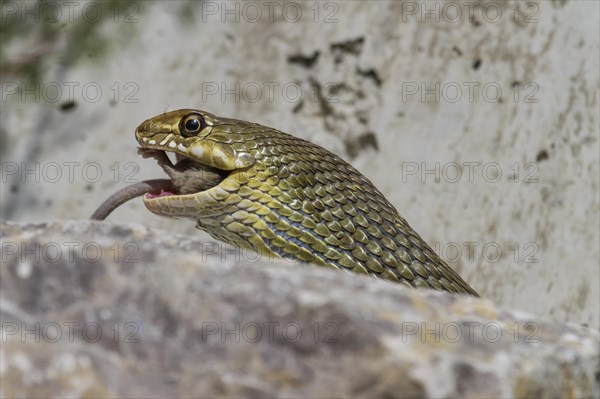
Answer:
[92,109,478,296]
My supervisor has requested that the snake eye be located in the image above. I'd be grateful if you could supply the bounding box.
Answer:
[180,114,206,137]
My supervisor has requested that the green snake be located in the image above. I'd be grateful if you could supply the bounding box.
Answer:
[92,109,478,296]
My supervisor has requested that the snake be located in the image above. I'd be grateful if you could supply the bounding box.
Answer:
[92,109,478,296]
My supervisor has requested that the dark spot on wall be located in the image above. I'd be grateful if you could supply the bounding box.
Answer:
[292,100,304,114]
[345,132,379,158]
[511,81,521,88]
[356,67,382,87]
[356,111,368,125]
[452,46,463,56]
[287,51,320,68]
[45,199,53,207]
[536,150,549,162]
[552,0,568,9]
[85,184,94,191]
[327,82,345,96]
[470,16,481,26]
[11,184,19,193]
[330,37,364,63]
[59,100,77,112]
[397,111,405,118]
[330,37,364,54]
[308,77,335,117]
[472,59,482,70]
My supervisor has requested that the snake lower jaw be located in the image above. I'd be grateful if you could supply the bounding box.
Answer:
[138,147,234,218]
[142,173,238,219]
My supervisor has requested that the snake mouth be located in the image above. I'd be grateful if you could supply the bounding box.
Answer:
[89,146,232,221]
[138,147,230,199]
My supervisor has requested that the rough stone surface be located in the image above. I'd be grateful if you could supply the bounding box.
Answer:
[1,1,598,330]
[1,221,598,398]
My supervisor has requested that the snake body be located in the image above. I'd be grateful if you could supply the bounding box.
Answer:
[102,109,477,296]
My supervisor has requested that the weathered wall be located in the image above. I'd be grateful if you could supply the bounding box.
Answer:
[1,1,598,328]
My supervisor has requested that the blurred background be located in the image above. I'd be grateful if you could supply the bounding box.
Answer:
[1,0,598,328]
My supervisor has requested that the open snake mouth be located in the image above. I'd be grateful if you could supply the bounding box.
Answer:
[137,147,230,199]
[90,147,230,220]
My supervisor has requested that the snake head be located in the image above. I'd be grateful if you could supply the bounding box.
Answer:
[135,109,255,170]
[135,109,258,219]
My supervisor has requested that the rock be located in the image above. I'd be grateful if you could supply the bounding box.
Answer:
[1,221,598,398]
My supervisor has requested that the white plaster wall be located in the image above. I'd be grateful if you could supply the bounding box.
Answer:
[2,1,598,328]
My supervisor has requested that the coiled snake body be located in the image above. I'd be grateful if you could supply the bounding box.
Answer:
[92,109,478,296]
